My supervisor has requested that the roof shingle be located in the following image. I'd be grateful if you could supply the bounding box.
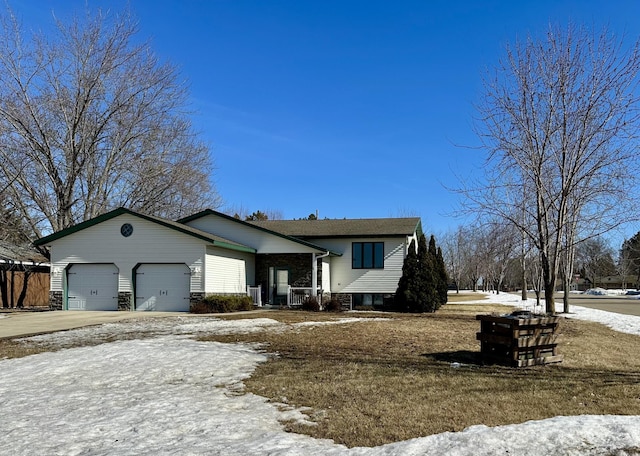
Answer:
[248,217,421,238]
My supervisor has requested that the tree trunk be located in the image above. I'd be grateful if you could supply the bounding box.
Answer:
[9,269,15,308]
[16,270,30,309]
[0,270,8,308]
[541,252,556,314]
[521,267,527,301]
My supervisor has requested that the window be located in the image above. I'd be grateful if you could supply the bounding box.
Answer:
[352,293,389,309]
[352,242,384,269]
[120,223,133,237]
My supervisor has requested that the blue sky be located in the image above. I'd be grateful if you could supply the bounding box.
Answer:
[11,1,640,236]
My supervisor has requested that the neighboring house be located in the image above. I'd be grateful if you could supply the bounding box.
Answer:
[0,241,50,308]
[592,275,639,290]
[34,207,422,311]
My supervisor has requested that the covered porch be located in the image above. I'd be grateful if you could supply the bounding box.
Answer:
[253,252,332,306]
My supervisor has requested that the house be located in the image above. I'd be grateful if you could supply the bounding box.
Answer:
[34,207,422,311]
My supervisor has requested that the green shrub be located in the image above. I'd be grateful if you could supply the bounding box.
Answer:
[191,294,255,313]
[302,296,320,312]
[324,299,343,313]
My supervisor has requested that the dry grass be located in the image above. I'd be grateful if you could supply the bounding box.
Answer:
[446,292,494,303]
[0,338,53,359]
[203,305,640,447]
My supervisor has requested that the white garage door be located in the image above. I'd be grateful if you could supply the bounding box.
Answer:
[135,264,191,312]
[67,264,119,311]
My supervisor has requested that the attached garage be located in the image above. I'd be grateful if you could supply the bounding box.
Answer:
[135,264,191,312]
[34,208,257,312]
[67,264,119,310]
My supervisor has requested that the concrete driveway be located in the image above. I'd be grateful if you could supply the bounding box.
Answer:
[0,311,184,339]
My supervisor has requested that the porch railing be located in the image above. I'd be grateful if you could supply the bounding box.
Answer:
[287,286,322,307]
[247,285,262,306]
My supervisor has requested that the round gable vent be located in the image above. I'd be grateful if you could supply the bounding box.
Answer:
[120,223,134,237]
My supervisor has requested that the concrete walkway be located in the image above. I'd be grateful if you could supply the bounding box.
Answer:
[0,311,184,339]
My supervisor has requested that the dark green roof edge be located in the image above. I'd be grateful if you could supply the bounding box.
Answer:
[178,209,342,256]
[415,219,423,239]
[34,208,256,254]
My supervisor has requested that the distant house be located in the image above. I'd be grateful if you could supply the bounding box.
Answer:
[594,275,638,290]
[34,208,422,311]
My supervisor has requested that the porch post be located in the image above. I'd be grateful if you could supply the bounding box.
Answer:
[311,253,318,297]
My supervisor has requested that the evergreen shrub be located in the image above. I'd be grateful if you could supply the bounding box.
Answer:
[324,299,343,312]
[191,295,254,313]
[302,296,321,312]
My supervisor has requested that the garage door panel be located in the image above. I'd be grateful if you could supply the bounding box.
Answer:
[67,264,119,311]
[136,264,190,312]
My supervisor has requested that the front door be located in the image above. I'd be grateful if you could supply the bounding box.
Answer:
[274,268,289,305]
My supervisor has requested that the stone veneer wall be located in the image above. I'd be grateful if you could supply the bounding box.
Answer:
[118,292,132,311]
[255,253,323,295]
[49,291,63,310]
[332,293,353,311]
[189,292,205,312]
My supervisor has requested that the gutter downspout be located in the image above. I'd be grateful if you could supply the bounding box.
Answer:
[311,251,331,297]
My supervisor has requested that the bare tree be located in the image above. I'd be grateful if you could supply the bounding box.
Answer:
[526,253,544,309]
[618,235,640,290]
[485,222,519,294]
[442,227,465,293]
[466,24,640,314]
[0,7,219,240]
[574,236,616,289]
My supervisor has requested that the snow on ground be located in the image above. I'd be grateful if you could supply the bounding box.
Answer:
[460,290,640,336]
[19,316,389,348]
[2,299,640,455]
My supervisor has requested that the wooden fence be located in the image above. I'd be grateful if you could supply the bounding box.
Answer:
[0,271,50,308]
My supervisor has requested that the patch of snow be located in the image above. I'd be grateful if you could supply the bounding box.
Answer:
[555,305,640,336]
[19,317,288,347]
[468,290,640,337]
[2,303,640,455]
[293,317,390,328]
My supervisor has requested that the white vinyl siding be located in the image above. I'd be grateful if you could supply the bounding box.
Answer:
[48,214,205,293]
[322,257,331,292]
[205,246,253,294]
[185,214,319,254]
[309,237,407,294]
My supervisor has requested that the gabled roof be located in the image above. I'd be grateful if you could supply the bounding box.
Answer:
[33,208,256,254]
[247,217,422,239]
[177,209,342,255]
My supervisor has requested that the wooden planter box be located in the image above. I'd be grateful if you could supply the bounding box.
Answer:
[476,314,563,367]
